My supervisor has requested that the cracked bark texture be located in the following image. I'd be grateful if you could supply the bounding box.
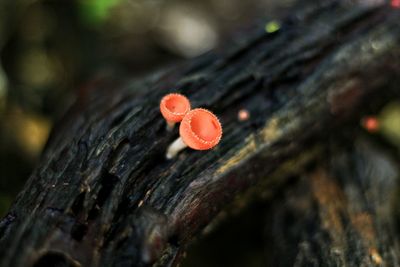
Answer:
[0,1,400,267]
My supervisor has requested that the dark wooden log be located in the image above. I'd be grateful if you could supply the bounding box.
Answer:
[263,136,400,267]
[0,1,400,267]
[179,135,400,266]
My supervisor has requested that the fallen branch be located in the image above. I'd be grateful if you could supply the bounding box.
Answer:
[0,1,400,266]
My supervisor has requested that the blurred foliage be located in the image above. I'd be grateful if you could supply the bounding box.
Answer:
[79,0,122,25]
[379,102,400,147]
[264,20,281,33]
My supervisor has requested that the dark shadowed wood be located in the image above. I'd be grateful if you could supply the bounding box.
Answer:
[0,1,400,267]
[179,135,400,266]
[263,136,400,267]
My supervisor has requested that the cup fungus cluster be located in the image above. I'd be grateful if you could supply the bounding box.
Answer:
[159,93,222,159]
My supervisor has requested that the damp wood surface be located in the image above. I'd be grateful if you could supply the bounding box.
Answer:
[1,1,400,267]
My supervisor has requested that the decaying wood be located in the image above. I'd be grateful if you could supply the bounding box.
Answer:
[0,1,399,266]
[263,137,400,267]
[180,136,400,266]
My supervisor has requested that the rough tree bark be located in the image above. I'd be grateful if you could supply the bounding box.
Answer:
[184,135,400,266]
[0,1,399,267]
[263,136,400,267]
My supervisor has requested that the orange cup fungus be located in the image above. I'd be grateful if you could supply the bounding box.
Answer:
[180,108,222,150]
[166,108,222,159]
[160,93,191,130]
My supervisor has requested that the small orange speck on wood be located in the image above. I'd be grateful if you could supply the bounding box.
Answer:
[238,109,250,121]
[361,116,379,133]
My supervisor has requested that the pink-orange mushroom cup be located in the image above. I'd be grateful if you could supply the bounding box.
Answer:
[160,93,191,130]
[166,108,222,159]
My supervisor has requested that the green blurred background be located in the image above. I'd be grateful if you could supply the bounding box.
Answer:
[0,0,400,266]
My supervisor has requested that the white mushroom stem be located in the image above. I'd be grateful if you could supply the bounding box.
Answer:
[166,121,176,131]
[166,137,187,159]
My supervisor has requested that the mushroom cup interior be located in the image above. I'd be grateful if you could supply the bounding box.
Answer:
[165,96,189,114]
[190,111,221,142]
